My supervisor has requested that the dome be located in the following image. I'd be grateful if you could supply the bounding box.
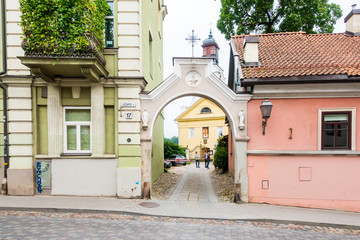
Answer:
[202,30,216,45]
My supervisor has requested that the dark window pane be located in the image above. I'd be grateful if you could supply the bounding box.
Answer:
[200,107,211,114]
[337,124,348,130]
[105,19,114,48]
[325,124,334,130]
[324,130,335,148]
[337,130,348,148]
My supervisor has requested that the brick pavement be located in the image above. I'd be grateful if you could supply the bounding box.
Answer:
[168,162,218,203]
[0,162,360,229]
[0,211,359,240]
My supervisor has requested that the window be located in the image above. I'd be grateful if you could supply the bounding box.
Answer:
[64,107,91,153]
[188,128,195,138]
[200,107,211,114]
[322,112,351,150]
[105,1,114,48]
[202,127,209,139]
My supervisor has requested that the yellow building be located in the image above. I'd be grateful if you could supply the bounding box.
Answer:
[176,98,228,160]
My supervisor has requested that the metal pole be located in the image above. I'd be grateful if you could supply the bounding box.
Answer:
[0,0,9,195]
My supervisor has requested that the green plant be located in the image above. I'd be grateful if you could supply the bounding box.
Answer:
[214,136,228,173]
[164,140,186,158]
[19,0,110,56]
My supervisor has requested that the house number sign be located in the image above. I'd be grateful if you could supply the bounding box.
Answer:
[125,112,133,119]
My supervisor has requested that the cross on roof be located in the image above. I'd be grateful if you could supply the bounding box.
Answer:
[185,30,201,57]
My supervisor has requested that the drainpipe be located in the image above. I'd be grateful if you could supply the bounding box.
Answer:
[0,0,9,195]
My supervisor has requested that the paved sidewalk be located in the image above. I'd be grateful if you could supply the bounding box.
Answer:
[168,162,218,203]
[0,163,359,228]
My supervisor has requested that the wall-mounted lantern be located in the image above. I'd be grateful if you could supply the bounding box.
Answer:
[260,99,273,135]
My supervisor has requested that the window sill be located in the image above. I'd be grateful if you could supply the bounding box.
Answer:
[104,48,118,55]
[61,153,92,156]
[36,154,117,159]
[247,150,360,156]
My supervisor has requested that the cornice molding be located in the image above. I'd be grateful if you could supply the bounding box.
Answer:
[252,82,360,99]
[247,150,360,156]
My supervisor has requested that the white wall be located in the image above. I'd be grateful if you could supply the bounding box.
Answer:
[52,159,117,196]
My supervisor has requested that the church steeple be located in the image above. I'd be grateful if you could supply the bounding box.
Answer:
[202,29,220,64]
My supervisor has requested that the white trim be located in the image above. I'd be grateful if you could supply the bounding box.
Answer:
[63,107,92,154]
[247,150,360,156]
[252,83,360,99]
[318,107,356,151]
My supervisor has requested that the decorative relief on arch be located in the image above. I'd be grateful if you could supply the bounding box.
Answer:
[185,71,201,87]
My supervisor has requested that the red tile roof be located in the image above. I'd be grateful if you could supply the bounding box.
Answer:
[232,32,360,79]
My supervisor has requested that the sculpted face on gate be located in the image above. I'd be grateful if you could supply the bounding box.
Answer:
[185,71,202,88]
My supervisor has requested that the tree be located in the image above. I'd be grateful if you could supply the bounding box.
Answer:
[164,136,179,144]
[164,140,186,158]
[217,0,342,39]
[213,135,228,173]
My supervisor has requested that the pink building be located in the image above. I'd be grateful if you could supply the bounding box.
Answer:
[228,9,360,212]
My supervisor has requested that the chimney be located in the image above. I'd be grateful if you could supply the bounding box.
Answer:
[344,8,360,36]
[243,36,260,66]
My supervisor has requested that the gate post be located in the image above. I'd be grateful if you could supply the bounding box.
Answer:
[234,139,249,203]
[141,138,152,198]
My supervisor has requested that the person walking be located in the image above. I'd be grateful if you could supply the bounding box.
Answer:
[195,151,200,168]
[205,151,210,169]
[204,151,208,169]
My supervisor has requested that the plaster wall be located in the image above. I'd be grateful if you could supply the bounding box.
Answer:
[117,0,141,77]
[247,98,360,151]
[247,97,360,212]
[248,155,360,212]
[5,0,30,76]
[52,159,117,196]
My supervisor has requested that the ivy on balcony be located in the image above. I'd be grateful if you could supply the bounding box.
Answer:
[19,0,110,66]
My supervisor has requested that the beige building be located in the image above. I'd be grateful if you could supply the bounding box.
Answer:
[176,98,228,160]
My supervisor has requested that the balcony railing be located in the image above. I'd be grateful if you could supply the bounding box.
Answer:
[21,32,106,67]
[19,32,108,82]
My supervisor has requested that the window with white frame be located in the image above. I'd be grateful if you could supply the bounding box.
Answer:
[319,108,356,151]
[64,107,91,153]
[105,1,114,48]
[188,128,195,138]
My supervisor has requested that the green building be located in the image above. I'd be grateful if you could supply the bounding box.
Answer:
[0,0,166,197]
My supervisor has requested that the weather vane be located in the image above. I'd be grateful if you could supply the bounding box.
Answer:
[185,30,201,57]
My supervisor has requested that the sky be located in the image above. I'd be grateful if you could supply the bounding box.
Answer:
[162,0,355,138]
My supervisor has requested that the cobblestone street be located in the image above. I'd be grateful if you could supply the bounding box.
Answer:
[0,211,359,240]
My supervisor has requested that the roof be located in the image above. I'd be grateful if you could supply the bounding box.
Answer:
[232,32,360,80]
[175,98,225,122]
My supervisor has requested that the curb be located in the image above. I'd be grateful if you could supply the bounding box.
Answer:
[1,206,359,230]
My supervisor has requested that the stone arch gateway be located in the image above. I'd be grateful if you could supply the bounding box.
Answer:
[140,58,251,202]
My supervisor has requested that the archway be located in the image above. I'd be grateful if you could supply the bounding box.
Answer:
[140,57,251,202]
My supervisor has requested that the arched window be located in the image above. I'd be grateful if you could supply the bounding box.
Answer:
[200,107,211,114]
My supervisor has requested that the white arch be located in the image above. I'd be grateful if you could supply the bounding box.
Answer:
[148,91,237,139]
[140,58,251,202]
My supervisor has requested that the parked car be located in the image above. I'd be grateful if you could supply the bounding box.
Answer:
[164,155,190,166]
[164,160,172,169]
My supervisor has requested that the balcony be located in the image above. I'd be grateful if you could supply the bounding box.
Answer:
[18,0,110,82]
[19,33,108,82]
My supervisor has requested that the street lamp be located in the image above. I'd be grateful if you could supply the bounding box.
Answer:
[260,99,273,135]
